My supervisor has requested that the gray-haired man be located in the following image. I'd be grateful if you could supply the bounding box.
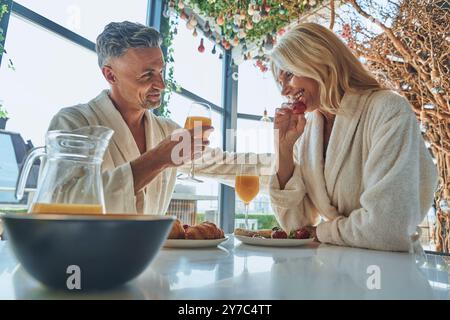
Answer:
[48,21,271,215]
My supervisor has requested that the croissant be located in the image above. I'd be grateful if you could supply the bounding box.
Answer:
[234,228,272,238]
[234,228,257,237]
[185,222,224,240]
[168,219,186,239]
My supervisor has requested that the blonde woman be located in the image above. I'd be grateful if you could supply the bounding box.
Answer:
[269,23,437,251]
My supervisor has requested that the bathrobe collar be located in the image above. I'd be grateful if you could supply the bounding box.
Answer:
[89,90,153,162]
[300,90,376,216]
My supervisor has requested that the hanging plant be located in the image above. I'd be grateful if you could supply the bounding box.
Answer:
[0,1,8,56]
[169,0,325,75]
[0,0,12,70]
[171,1,323,48]
[0,0,12,120]
[157,15,181,118]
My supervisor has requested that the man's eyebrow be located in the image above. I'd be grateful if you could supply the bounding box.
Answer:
[142,64,166,74]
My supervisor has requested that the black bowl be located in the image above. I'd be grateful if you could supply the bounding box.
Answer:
[0,212,174,291]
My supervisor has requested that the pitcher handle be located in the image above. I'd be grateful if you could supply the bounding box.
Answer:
[15,146,46,201]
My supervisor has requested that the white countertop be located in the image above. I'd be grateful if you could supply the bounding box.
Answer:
[0,236,449,300]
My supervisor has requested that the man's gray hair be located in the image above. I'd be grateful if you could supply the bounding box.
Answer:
[96,21,162,68]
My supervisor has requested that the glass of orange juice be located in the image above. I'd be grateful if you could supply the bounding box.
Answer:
[178,102,212,183]
[235,164,260,230]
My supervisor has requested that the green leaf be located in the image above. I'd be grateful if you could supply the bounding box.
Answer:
[0,101,8,118]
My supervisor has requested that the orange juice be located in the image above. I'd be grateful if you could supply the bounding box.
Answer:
[184,116,212,130]
[31,203,104,214]
[235,175,260,204]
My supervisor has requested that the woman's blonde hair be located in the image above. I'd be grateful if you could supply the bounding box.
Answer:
[271,22,382,113]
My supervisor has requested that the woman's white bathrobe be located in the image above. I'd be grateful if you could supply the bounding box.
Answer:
[47,90,273,215]
[269,90,437,251]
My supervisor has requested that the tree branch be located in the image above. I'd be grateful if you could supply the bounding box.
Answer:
[329,0,335,30]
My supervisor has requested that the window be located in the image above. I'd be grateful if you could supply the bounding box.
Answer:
[168,14,225,225]
[0,15,107,146]
[235,62,281,230]
[15,0,148,42]
[170,16,223,106]
[167,92,223,149]
[237,60,283,117]
[236,118,274,154]
[235,119,276,230]
[167,94,222,225]
[0,134,19,203]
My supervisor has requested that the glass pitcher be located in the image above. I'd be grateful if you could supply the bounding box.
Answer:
[15,126,114,214]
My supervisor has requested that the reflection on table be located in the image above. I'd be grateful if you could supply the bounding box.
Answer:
[0,236,448,300]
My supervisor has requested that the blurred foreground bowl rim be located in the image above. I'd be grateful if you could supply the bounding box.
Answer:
[0,212,175,222]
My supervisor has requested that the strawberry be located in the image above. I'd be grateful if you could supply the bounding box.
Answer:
[271,229,288,239]
[294,228,310,239]
[292,101,306,114]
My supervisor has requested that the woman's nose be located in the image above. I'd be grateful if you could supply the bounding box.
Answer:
[281,84,291,98]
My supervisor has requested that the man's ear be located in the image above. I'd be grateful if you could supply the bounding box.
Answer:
[102,65,116,85]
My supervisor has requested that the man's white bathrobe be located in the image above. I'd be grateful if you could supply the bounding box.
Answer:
[48,90,272,215]
[269,89,437,251]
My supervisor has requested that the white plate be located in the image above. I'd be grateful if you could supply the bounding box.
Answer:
[164,236,229,249]
[235,235,314,247]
